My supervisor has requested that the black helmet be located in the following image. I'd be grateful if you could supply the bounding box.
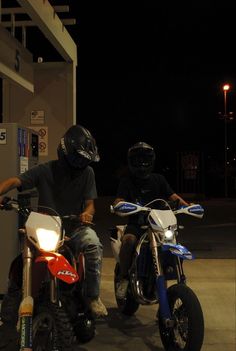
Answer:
[128,142,155,179]
[57,125,100,169]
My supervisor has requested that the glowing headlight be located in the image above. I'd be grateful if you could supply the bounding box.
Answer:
[36,228,60,251]
[164,229,174,241]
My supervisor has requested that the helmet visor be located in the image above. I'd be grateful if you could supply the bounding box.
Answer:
[129,150,154,168]
[77,145,100,163]
[128,148,155,178]
[66,151,91,169]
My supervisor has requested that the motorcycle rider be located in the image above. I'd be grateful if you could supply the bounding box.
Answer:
[0,125,108,340]
[114,142,189,299]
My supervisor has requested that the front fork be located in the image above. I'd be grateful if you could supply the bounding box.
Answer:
[19,238,58,351]
[19,236,34,351]
[149,231,173,326]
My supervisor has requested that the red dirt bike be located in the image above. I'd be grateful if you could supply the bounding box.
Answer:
[0,196,95,351]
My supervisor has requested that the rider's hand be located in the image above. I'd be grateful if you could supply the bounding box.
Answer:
[79,212,94,225]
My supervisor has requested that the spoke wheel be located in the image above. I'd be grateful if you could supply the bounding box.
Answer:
[33,303,74,351]
[33,311,56,351]
[159,284,204,351]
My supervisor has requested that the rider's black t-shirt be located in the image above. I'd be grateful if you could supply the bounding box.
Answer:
[116,173,174,234]
[17,160,97,217]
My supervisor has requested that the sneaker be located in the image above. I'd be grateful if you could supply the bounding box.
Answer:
[88,297,108,318]
[116,279,129,299]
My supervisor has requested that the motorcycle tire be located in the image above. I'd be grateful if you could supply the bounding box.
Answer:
[158,283,204,351]
[73,312,96,343]
[58,282,95,344]
[32,302,75,351]
[114,263,139,316]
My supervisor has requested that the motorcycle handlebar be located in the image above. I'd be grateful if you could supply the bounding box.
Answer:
[0,196,17,211]
[110,202,150,217]
[0,198,95,224]
[174,204,204,218]
[61,214,94,226]
[111,200,204,219]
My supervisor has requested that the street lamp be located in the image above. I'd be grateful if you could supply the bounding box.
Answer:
[223,84,230,198]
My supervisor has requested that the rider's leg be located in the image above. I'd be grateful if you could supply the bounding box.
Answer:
[68,226,107,317]
[119,233,137,278]
[116,233,137,299]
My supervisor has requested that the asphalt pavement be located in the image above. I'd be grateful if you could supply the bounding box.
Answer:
[1,258,235,351]
[74,257,235,351]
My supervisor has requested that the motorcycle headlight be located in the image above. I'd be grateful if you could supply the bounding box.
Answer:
[36,228,60,251]
[164,229,174,241]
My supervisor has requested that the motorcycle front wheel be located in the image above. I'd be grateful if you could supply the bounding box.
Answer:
[114,263,139,316]
[158,284,204,351]
[32,303,74,351]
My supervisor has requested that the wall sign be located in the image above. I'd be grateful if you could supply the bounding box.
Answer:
[28,126,48,156]
[15,49,20,72]
[30,110,45,125]
[0,129,7,144]
[20,156,29,173]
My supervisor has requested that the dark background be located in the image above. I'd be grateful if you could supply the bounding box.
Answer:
[72,1,236,197]
[1,1,236,197]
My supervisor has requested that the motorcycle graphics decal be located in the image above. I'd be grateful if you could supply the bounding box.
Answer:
[156,275,172,319]
[115,203,138,213]
[20,316,33,349]
[57,270,77,278]
[188,205,204,215]
[162,243,194,260]
[36,252,79,283]
[19,296,33,349]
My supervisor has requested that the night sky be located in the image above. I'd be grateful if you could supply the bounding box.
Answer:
[4,1,236,196]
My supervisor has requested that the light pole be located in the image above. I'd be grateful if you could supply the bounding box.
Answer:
[223,84,230,198]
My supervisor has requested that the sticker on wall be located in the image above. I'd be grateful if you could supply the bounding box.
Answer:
[0,129,7,144]
[28,126,48,156]
[30,110,45,125]
[20,156,29,173]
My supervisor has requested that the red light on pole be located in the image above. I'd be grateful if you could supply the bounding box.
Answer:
[223,84,230,91]
[222,83,231,197]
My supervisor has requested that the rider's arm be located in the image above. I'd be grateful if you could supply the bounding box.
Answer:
[169,193,189,207]
[79,199,95,224]
[0,177,22,200]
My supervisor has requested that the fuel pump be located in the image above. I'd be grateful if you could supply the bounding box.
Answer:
[0,123,39,296]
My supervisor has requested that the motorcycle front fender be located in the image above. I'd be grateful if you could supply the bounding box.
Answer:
[162,243,194,260]
[35,252,79,284]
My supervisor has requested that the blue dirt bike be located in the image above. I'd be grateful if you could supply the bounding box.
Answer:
[110,198,204,351]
